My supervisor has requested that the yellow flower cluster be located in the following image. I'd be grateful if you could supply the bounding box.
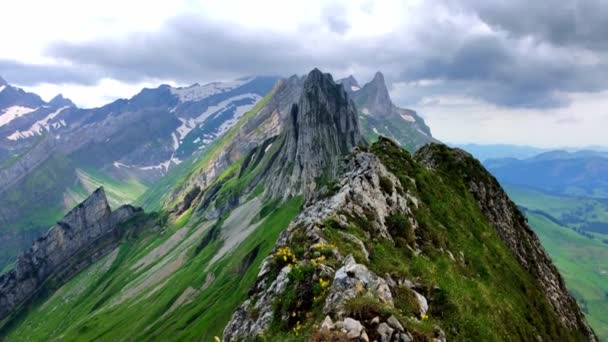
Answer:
[319,277,331,289]
[292,320,303,336]
[421,314,429,320]
[310,255,327,266]
[274,246,296,266]
[311,242,337,252]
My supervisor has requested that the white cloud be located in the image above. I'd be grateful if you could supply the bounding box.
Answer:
[412,91,608,148]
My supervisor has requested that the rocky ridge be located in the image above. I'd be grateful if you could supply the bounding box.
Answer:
[224,148,435,341]
[415,144,596,338]
[0,188,142,322]
[223,136,596,341]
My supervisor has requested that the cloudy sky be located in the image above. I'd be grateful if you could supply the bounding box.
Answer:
[1,0,607,147]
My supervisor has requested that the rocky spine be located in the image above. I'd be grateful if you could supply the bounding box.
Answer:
[0,188,141,321]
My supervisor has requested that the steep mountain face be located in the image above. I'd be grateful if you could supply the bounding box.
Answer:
[0,69,595,341]
[341,72,437,152]
[0,76,277,270]
[485,151,608,198]
[147,75,304,211]
[0,188,141,322]
[264,69,363,199]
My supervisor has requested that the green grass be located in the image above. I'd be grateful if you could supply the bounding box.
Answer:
[3,195,303,341]
[526,212,608,339]
[75,167,148,208]
[506,185,608,224]
[503,184,608,339]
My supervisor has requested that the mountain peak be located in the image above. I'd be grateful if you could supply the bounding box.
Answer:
[265,68,362,199]
[306,68,333,84]
[49,94,76,108]
[354,71,393,116]
[338,75,361,93]
[372,71,385,83]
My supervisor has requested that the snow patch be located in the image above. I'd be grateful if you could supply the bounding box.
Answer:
[264,143,273,153]
[171,132,180,150]
[113,161,132,169]
[400,114,415,122]
[0,85,5,93]
[193,93,259,125]
[139,156,182,173]
[0,106,37,127]
[6,106,69,140]
[372,127,379,134]
[362,108,370,115]
[171,93,260,151]
[351,85,360,91]
[213,101,257,137]
[170,78,253,102]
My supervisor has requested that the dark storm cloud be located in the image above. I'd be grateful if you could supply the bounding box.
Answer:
[0,59,100,86]
[398,33,608,108]
[6,1,608,109]
[456,0,608,50]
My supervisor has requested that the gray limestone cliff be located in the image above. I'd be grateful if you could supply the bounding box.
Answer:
[0,188,141,321]
[266,68,363,199]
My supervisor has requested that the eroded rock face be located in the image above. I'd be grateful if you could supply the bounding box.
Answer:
[266,68,363,199]
[324,255,393,317]
[415,144,597,341]
[0,188,141,321]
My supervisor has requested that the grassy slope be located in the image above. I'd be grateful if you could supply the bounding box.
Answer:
[367,142,580,340]
[3,196,303,341]
[74,167,148,208]
[526,213,608,339]
[3,116,302,340]
[505,185,608,339]
[507,185,608,224]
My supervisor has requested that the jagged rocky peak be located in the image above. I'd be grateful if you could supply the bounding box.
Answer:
[356,71,393,115]
[339,75,361,93]
[0,187,142,321]
[265,68,363,199]
[49,94,75,108]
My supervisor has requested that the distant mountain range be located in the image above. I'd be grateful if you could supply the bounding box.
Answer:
[456,143,608,162]
[485,150,608,198]
[0,76,278,268]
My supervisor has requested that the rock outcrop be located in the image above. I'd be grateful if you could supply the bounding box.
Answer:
[223,149,419,340]
[0,188,141,321]
[266,68,363,199]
